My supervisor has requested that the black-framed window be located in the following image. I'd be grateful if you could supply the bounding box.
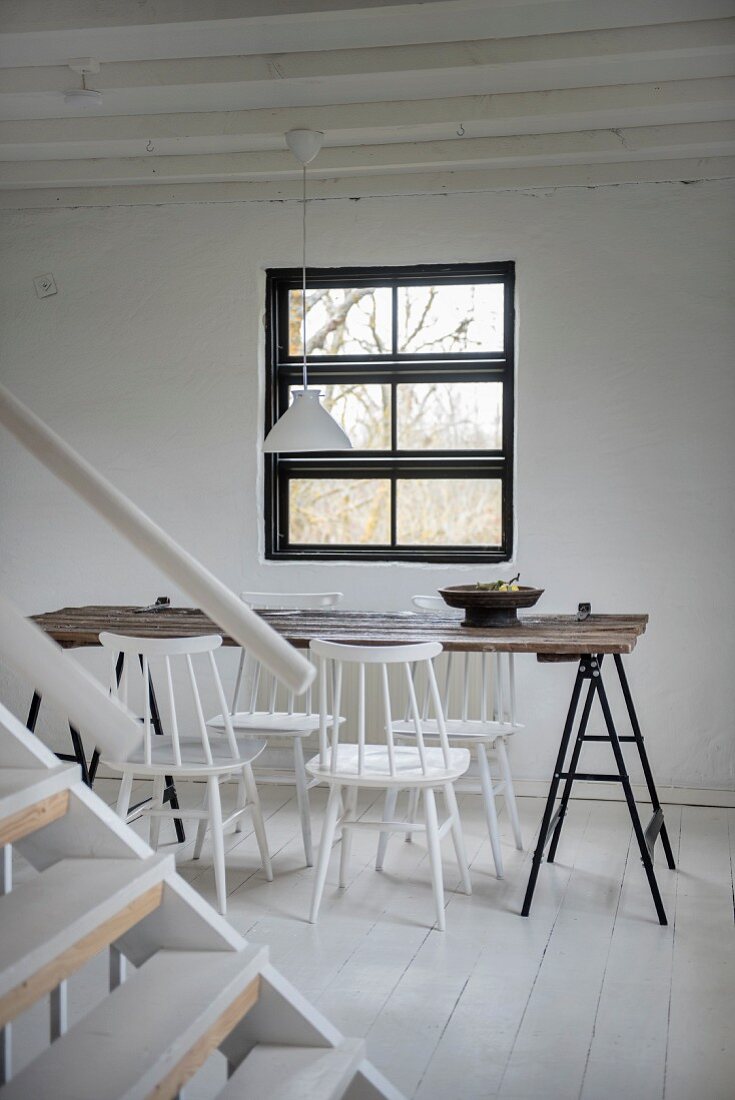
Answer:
[264,262,515,562]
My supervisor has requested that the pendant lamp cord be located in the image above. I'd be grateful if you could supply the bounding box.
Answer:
[302,164,308,391]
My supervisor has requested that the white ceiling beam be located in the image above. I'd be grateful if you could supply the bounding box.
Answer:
[0,78,732,161]
[0,0,435,32]
[2,21,733,122]
[3,0,731,35]
[1,155,732,210]
[1,2,733,68]
[3,122,732,188]
[2,20,733,95]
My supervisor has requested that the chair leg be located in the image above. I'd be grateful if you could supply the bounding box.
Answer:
[242,765,273,882]
[477,742,504,879]
[116,772,133,820]
[339,786,358,888]
[234,774,246,834]
[193,783,209,860]
[309,783,342,924]
[423,787,446,932]
[207,777,227,916]
[376,788,398,871]
[496,737,523,850]
[293,737,314,867]
[443,783,472,895]
[149,775,165,851]
[405,787,419,843]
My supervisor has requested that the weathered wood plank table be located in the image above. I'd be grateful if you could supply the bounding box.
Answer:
[31,605,676,923]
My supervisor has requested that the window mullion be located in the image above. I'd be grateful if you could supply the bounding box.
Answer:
[391,284,398,356]
[390,475,397,548]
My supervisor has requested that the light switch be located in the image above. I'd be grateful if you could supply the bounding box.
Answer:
[33,273,57,298]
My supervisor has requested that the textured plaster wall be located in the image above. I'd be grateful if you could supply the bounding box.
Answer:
[1,180,733,790]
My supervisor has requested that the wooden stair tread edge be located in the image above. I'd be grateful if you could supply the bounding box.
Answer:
[0,853,173,998]
[218,1039,365,1100]
[0,764,79,847]
[0,787,70,849]
[1,945,267,1100]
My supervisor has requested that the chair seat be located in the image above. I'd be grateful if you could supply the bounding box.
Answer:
[305,744,470,788]
[392,718,522,742]
[105,735,267,777]
[207,711,344,737]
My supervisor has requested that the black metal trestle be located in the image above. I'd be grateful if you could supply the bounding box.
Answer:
[25,648,186,844]
[521,652,676,925]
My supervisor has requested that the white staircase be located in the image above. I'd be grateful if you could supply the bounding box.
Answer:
[0,704,404,1099]
[0,384,405,1097]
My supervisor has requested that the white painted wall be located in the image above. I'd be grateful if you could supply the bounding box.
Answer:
[1,180,733,790]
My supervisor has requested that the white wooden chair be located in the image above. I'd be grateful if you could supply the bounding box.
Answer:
[306,638,472,932]
[392,595,523,879]
[208,591,342,868]
[100,631,273,915]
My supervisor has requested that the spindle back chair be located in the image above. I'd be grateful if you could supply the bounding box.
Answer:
[306,638,471,931]
[100,631,273,914]
[207,591,343,867]
[392,595,524,878]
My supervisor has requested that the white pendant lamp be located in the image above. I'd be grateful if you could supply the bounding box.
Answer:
[263,130,351,453]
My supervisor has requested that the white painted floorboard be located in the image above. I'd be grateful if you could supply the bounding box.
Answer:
[9,779,734,1099]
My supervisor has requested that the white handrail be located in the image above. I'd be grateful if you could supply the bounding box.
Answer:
[0,383,314,695]
[0,594,142,759]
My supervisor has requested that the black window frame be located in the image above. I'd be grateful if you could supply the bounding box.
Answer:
[264,261,515,563]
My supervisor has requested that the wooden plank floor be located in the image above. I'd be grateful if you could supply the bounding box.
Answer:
[9,779,735,1099]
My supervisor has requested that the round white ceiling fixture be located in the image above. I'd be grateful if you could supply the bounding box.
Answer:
[64,58,103,109]
[285,129,324,166]
[63,88,103,108]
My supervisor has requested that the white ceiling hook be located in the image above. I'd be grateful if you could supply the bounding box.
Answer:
[285,129,324,166]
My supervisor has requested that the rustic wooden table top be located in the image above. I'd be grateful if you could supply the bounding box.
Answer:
[31,605,648,659]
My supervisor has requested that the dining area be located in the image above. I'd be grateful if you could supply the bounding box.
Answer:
[1,351,732,1100]
[5,579,705,1100]
[1,3,733,1096]
[0,365,727,1098]
[27,594,671,939]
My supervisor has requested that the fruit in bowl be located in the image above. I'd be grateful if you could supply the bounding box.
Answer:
[439,575,544,627]
[475,573,521,593]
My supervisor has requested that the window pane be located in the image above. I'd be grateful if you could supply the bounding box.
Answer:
[289,479,390,544]
[397,284,504,353]
[397,382,502,450]
[396,479,502,546]
[290,383,390,450]
[289,287,392,356]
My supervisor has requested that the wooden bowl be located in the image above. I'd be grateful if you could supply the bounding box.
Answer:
[438,584,544,627]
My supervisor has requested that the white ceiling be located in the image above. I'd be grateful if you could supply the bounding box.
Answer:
[0,0,733,207]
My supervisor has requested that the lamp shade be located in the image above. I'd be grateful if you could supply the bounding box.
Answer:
[263,390,352,453]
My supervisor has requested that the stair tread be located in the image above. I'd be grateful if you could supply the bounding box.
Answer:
[0,764,78,827]
[0,853,172,999]
[219,1039,365,1100]
[2,945,266,1100]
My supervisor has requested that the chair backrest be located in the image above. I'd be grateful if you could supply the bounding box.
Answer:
[411,595,518,726]
[231,591,343,717]
[309,638,450,778]
[100,632,238,767]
